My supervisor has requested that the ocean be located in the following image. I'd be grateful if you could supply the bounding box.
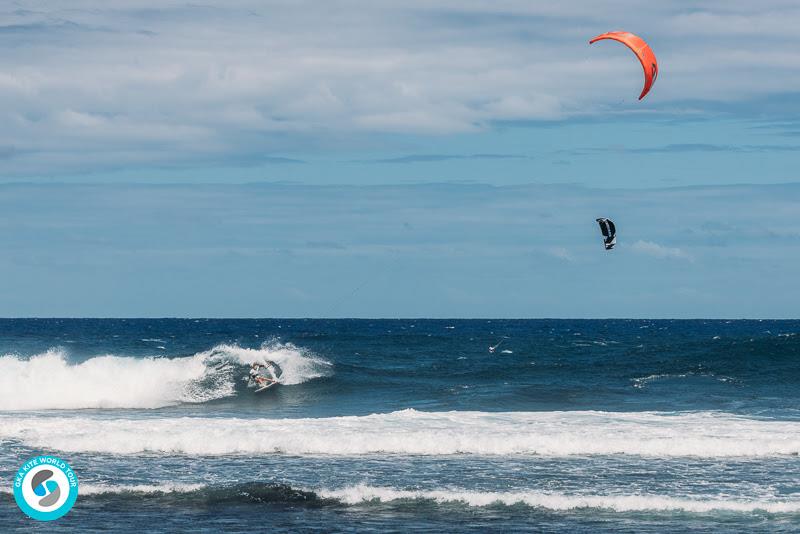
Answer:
[1,318,799,532]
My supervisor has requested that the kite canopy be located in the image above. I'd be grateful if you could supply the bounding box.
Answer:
[596,218,617,250]
[589,31,658,100]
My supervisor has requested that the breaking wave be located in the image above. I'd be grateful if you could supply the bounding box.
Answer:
[0,342,331,410]
[4,482,797,515]
[2,409,799,457]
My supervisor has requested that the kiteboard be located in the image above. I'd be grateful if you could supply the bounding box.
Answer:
[254,380,279,393]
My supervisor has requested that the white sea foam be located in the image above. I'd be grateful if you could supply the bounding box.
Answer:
[2,409,799,457]
[0,342,329,410]
[319,485,800,514]
[199,341,331,386]
[0,348,221,410]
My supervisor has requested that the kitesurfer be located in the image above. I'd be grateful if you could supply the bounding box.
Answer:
[249,363,271,387]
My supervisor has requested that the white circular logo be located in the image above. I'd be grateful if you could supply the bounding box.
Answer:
[13,455,78,521]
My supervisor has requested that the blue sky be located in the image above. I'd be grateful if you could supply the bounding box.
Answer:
[1,2,799,317]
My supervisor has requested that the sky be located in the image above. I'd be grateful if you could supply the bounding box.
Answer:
[1,1,800,317]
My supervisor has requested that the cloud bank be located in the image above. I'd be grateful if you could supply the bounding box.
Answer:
[3,2,800,175]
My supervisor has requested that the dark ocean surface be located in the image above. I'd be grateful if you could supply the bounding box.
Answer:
[1,319,799,532]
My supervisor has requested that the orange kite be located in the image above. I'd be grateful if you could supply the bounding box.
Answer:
[590,31,658,100]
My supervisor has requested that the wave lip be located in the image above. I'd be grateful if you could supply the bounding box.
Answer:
[2,409,800,457]
[200,341,332,386]
[0,341,330,410]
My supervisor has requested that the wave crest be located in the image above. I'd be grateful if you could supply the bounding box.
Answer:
[201,340,331,386]
[0,341,329,410]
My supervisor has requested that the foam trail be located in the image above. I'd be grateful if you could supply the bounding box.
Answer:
[2,409,799,457]
[0,342,329,410]
[320,485,800,514]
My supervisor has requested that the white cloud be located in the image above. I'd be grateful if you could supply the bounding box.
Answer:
[547,247,573,262]
[631,240,692,261]
[2,1,800,174]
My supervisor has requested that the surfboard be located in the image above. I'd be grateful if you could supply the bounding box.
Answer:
[254,381,279,393]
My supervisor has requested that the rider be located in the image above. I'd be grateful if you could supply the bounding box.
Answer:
[249,362,279,387]
[249,363,269,387]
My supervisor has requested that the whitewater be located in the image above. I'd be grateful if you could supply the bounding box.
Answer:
[0,341,331,410]
[2,409,799,457]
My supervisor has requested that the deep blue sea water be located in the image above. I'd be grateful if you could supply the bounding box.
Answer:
[1,319,799,532]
